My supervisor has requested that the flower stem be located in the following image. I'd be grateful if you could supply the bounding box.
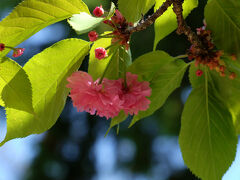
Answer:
[98,47,119,84]
[105,40,121,50]
[174,54,188,59]
[4,46,16,50]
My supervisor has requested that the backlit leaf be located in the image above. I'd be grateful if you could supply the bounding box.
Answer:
[0,57,33,114]
[118,0,155,23]
[89,33,132,80]
[129,53,188,126]
[154,0,198,50]
[0,39,90,146]
[0,0,89,57]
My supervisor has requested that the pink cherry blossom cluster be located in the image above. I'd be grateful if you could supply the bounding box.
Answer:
[67,71,151,119]
[0,43,25,57]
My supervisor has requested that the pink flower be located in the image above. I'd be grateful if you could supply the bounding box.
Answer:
[95,47,107,60]
[103,20,115,27]
[88,31,98,42]
[67,71,123,119]
[13,48,25,57]
[0,43,5,51]
[93,5,104,17]
[120,72,151,115]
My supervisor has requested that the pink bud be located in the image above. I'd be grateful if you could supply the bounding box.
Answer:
[13,48,25,57]
[0,43,5,51]
[95,47,107,60]
[196,69,203,77]
[111,10,124,24]
[103,20,115,27]
[88,31,98,42]
[93,5,104,17]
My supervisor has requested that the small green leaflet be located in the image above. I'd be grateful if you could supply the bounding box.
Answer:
[154,0,198,50]
[105,111,127,136]
[106,2,117,20]
[128,51,188,126]
[205,0,240,57]
[68,2,116,35]
[118,0,155,23]
[68,13,104,34]
[0,0,89,57]
[0,39,90,146]
[0,57,33,114]
[89,32,132,80]
[180,69,237,180]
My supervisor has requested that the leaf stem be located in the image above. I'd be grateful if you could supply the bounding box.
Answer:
[105,40,121,50]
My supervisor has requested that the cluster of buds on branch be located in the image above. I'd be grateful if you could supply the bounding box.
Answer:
[88,5,133,60]
[0,43,25,58]
[187,25,236,79]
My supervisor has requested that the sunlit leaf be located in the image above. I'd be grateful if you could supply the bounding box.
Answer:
[68,13,104,34]
[118,0,155,23]
[0,0,89,57]
[89,32,132,80]
[0,39,90,146]
[0,57,33,113]
[154,0,198,50]
[129,52,188,126]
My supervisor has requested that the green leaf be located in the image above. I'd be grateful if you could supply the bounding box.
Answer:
[206,58,240,134]
[154,0,198,50]
[68,13,104,35]
[89,33,132,80]
[68,2,116,35]
[0,0,89,57]
[127,51,176,81]
[189,58,240,134]
[205,0,240,57]
[105,111,128,136]
[0,57,33,114]
[0,39,90,146]
[179,71,237,180]
[106,2,116,20]
[118,0,155,23]
[129,57,188,126]
[189,63,205,88]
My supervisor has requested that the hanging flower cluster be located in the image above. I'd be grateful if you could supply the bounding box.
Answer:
[188,25,236,79]
[67,71,151,119]
[0,43,25,57]
[88,6,133,60]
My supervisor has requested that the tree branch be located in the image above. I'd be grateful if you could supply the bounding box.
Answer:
[125,0,174,34]
[172,0,206,54]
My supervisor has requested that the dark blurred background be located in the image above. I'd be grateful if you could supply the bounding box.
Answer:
[0,0,239,180]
